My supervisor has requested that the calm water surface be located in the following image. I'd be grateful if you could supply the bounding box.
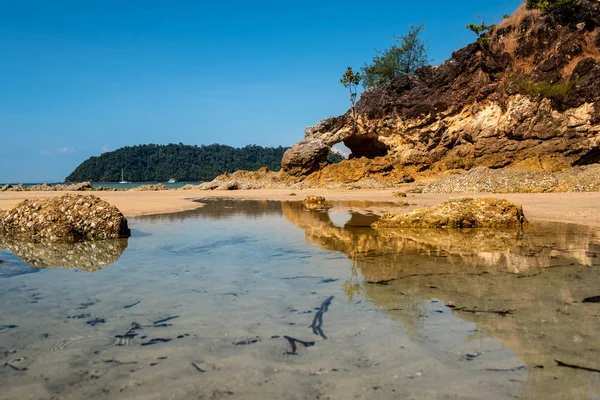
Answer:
[1,199,599,400]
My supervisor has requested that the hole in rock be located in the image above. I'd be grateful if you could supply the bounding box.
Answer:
[343,136,389,159]
[573,148,600,166]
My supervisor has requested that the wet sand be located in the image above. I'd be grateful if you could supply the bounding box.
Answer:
[1,189,600,226]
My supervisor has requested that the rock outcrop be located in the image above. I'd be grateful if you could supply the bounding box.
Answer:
[0,194,130,242]
[372,198,528,229]
[198,167,304,190]
[282,1,600,185]
[128,183,168,191]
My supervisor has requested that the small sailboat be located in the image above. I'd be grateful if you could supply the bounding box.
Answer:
[119,169,129,184]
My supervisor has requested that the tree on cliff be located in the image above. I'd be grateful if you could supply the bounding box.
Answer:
[361,24,429,89]
[340,66,362,124]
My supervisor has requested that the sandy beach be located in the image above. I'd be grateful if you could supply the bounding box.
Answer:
[1,189,600,227]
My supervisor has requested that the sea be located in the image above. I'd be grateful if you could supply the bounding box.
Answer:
[3,181,203,190]
[0,198,599,399]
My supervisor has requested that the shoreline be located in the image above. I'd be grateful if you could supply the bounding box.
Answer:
[1,189,600,227]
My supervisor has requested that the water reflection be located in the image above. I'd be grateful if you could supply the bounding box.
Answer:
[1,198,598,399]
[137,197,406,222]
[0,235,128,273]
[280,200,600,399]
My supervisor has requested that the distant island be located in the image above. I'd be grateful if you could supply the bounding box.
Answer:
[65,143,343,182]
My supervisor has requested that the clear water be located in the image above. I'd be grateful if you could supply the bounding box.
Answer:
[1,199,599,400]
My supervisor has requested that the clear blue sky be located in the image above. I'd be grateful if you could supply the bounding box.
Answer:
[0,0,522,183]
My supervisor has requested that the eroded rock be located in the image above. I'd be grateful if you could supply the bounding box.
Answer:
[0,194,131,242]
[282,1,600,182]
[372,198,528,229]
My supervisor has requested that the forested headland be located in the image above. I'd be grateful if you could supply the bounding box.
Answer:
[65,143,343,182]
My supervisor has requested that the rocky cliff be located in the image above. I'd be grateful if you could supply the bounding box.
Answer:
[282,0,600,185]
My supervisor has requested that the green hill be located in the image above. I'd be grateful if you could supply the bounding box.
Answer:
[65,143,296,182]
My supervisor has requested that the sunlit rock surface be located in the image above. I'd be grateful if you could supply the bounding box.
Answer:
[372,198,528,229]
[282,2,600,188]
[0,194,130,242]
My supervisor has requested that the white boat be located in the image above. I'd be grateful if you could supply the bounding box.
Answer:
[167,178,176,184]
[119,169,129,184]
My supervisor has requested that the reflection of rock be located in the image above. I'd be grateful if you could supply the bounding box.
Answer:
[0,235,128,272]
[0,194,131,242]
[282,201,600,400]
[301,196,328,210]
[373,198,528,229]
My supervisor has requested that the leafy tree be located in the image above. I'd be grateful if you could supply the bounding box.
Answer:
[526,0,575,12]
[361,24,429,89]
[340,66,362,122]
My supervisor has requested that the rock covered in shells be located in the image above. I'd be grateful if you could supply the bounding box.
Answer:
[372,198,528,229]
[0,194,131,242]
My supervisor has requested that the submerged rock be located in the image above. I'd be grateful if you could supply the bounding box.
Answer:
[0,193,131,242]
[372,198,528,229]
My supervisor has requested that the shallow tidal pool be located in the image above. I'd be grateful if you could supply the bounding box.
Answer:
[1,198,599,400]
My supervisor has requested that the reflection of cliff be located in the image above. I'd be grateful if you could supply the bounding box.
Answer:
[282,202,600,399]
[0,235,128,272]
[136,198,284,222]
[283,201,600,277]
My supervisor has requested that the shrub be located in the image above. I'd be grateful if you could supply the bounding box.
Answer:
[525,0,575,12]
[507,73,575,107]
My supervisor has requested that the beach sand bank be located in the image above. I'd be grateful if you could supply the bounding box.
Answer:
[1,189,599,226]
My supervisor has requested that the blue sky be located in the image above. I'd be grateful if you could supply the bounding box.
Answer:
[0,0,522,183]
